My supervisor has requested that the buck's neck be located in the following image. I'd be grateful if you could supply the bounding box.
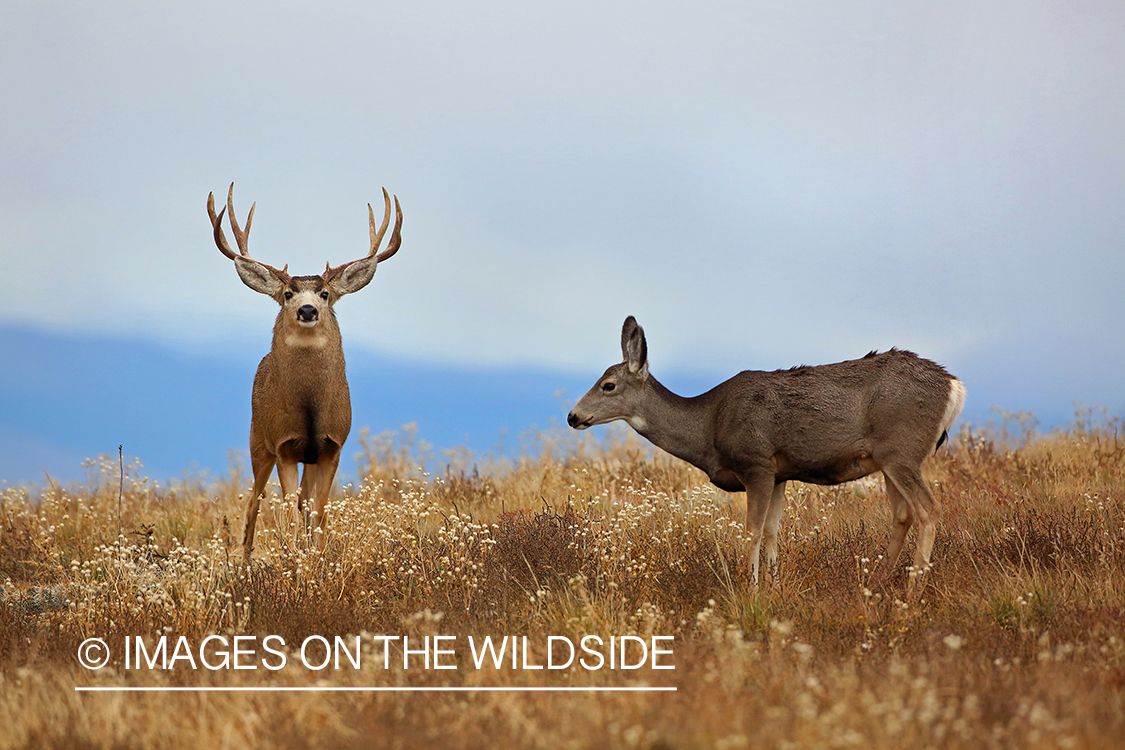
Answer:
[633,376,720,474]
[272,311,344,355]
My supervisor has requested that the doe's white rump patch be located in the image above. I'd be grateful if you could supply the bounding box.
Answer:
[937,378,967,445]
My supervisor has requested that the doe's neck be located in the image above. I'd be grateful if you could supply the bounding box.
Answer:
[632,375,718,472]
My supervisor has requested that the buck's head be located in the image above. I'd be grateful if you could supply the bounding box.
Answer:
[208,184,402,335]
[568,316,651,431]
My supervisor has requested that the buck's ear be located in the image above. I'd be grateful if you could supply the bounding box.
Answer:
[234,257,285,297]
[327,256,378,296]
[621,316,649,380]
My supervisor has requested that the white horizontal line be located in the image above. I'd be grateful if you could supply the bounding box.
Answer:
[75,686,676,693]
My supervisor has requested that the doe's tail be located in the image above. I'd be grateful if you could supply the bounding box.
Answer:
[935,378,967,451]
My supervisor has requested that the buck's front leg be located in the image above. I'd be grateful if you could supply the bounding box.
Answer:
[310,448,343,553]
[743,471,778,586]
[275,459,302,548]
[242,449,276,564]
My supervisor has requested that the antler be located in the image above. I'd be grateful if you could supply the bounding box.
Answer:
[369,187,403,263]
[207,183,289,279]
[323,188,403,281]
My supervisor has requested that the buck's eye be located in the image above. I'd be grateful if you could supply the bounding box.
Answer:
[284,291,293,300]
[602,381,616,393]
[320,291,329,300]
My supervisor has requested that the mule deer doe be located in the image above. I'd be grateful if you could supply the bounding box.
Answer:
[208,184,402,562]
[568,316,965,585]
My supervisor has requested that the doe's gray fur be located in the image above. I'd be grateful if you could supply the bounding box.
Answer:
[568,316,966,585]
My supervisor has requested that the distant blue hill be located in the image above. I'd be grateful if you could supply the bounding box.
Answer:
[2,325,1117,487]
[0,326,602,486]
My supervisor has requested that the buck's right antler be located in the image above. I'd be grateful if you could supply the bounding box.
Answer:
[367,187,403,263]
[322,188,404,285]
[208,183,289,279]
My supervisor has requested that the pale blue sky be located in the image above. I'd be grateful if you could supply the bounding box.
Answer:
[2,1,1123,482]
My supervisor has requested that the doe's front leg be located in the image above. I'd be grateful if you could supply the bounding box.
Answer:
[742,472,778,586]
[762,481,787,583]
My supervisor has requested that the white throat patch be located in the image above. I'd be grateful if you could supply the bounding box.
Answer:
[627,415,648,432]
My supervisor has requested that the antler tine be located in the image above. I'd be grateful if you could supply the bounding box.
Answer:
[324,190,403,282]
[368,187,392,258]
[225,183,255,256]
[207,191,240,261]
[208,184,289,281]
[373,194,403,263]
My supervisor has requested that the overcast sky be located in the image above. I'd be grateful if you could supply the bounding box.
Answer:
[3,2,1124,435]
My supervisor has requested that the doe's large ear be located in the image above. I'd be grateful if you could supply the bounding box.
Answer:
[620,316,649,380]
[327,256,378,297]
[235,257,286,297]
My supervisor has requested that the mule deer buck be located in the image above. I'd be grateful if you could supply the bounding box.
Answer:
[208,184,402,562]
[568,316,965,586]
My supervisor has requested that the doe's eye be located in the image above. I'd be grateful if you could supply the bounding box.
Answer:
[602,382,616,393]
[321,291,329,300]
[284,291,293,300]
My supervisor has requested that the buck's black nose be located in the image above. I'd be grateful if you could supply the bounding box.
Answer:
[297,304,319,322]
[567,412,579,428]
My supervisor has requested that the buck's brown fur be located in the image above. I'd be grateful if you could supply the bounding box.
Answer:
[208,184,402,561]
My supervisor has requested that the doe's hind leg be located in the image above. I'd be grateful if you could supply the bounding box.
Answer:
[880,472,914,578]
[882,464,940,587]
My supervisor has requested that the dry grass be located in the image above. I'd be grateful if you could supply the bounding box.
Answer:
[2,415,1124,749]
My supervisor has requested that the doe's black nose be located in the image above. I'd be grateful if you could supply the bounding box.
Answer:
[567,412,579,428]
[297,304,319,322]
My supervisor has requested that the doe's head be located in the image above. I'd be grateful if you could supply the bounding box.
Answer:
[568,315,650,431]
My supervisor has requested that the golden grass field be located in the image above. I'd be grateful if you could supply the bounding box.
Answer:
[2,412,1123,749]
